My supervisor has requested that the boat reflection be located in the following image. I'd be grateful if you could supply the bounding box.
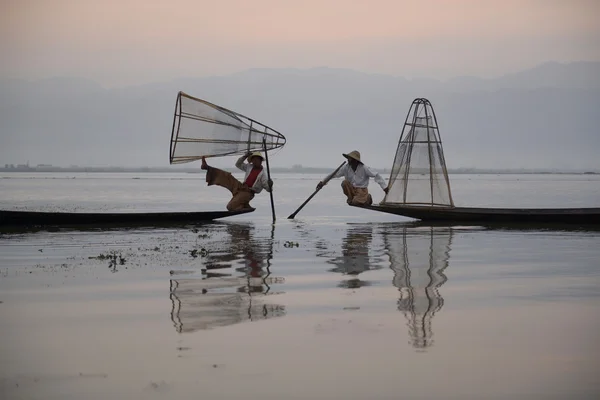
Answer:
[169,223,285,333]
[327,224,383,289]
[384,225,452,350]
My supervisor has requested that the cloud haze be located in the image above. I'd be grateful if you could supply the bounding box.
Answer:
[1,62,599,170]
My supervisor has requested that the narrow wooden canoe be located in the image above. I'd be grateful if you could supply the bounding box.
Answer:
[0,209,254,227]
[352,204,600,225]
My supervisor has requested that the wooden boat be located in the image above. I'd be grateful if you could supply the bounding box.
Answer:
[352,204,600,225]
[0,209,254,228]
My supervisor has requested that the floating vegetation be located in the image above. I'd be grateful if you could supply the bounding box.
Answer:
[169,270,195,276]
[189,247,209,258]
[89,250,126,272]
[190,226,211,239]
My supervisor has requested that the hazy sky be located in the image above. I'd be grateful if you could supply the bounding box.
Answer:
[2,0,599,86]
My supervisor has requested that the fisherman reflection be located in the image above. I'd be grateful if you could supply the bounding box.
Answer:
[170,223,285,333]
[327,224,381,289]
[384,226,452,350]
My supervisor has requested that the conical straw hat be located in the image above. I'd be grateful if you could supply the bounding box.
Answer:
[247,152,264,162]
[342,150,362,163]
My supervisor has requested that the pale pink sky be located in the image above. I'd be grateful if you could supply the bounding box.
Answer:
[2,0,599,86]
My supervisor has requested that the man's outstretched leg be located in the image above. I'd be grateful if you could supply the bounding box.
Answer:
[202,157,238,188]
[201,157,254,211]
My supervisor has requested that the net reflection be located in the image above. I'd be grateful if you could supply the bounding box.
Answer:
[384,226,452,350]
[170,223,285,333]
[327,224,383,289]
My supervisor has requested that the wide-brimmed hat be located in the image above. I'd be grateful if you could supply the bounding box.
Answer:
[342,150,362,164]
[247,152,264,162]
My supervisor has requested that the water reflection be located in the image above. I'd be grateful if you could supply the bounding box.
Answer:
[169,223,285,333]
[327,224,383,289]
[384,226,452,350]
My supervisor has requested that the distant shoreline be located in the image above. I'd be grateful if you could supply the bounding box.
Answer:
[0,166,598,175]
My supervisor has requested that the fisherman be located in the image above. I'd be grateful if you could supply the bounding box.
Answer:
[316,150,388,206]
[201,152,273,211]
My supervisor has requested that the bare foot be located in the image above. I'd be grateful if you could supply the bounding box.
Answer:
[201,157,208,170]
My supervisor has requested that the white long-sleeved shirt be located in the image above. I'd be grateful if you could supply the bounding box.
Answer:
[235,155,271,194]
[327,163,387,190]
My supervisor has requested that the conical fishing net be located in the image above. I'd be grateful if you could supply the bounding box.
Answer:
[382,98,453,207]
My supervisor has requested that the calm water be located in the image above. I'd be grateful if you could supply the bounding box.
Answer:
[1,172,599,399]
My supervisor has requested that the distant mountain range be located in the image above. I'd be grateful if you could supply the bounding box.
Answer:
[1,61,599,170]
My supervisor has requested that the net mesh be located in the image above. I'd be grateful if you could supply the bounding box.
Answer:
[382,98,453,207]
[170,92,286,164]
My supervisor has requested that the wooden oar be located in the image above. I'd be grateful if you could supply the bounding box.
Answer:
[287,161,346,219]
[262,138,276,223]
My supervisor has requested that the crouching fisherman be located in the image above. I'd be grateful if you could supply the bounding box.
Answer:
[316,150,388,206]
[201,152,273,211]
